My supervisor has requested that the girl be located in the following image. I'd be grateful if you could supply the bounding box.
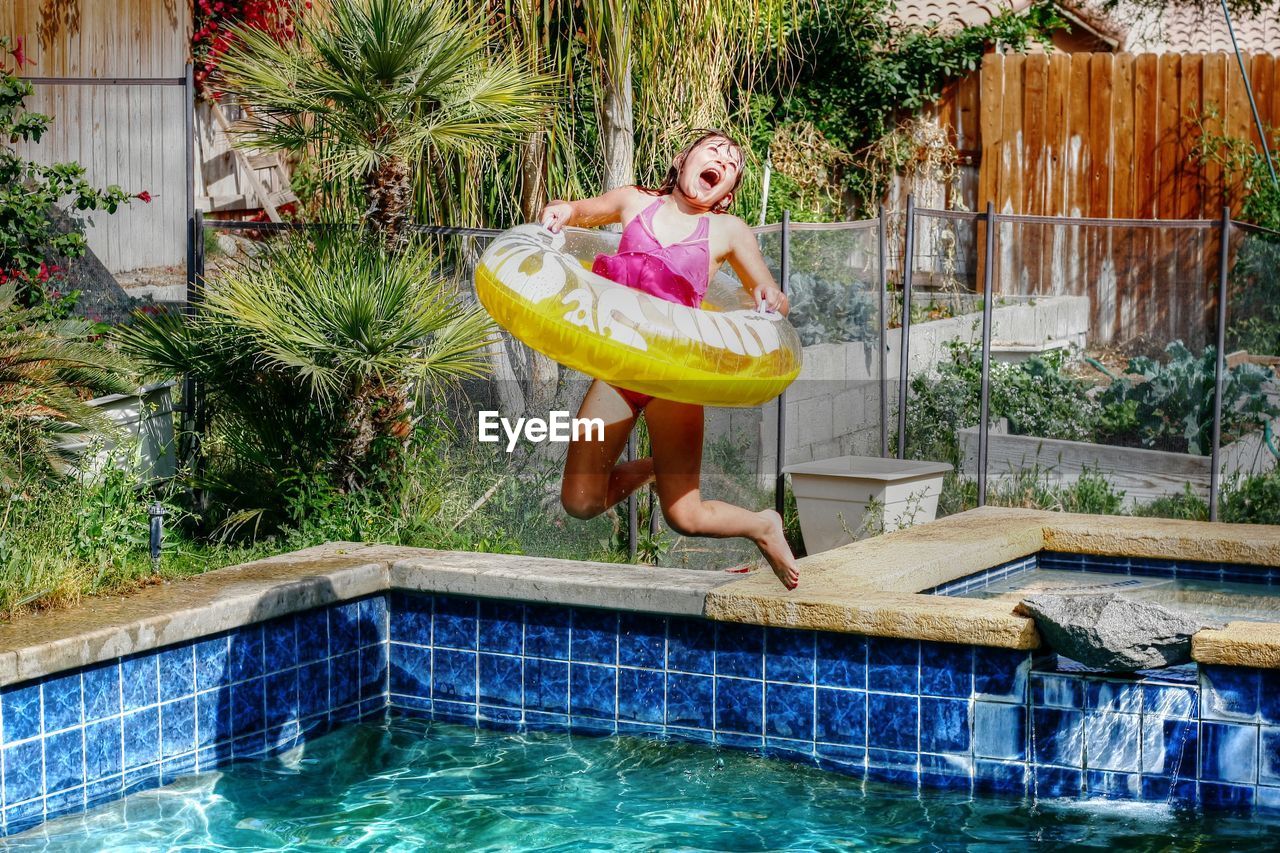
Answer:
[540,130,799,590]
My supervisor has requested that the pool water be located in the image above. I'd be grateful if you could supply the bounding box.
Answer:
[955,569,1280,623]
[10,717,1275,851]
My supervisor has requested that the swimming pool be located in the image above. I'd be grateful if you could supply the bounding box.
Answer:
[9,716,1276,850]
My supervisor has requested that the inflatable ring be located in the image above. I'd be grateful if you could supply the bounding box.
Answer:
[474,224,802,408]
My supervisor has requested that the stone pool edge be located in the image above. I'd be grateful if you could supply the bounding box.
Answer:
[3,506,1280,687]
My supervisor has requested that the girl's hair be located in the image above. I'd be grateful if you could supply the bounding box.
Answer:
[642,129,746,213]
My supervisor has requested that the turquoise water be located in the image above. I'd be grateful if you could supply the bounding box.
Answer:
[10,717,1273,851]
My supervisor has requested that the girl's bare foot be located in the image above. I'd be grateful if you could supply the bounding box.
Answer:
[753,509,799,590]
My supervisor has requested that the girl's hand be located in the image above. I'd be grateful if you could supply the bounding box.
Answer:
[752,284,789,316]
[540,200,574,233]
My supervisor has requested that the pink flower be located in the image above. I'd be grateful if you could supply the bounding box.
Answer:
[136,190,153,203]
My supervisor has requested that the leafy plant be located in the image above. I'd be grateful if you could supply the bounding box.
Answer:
[214,0,549,247]
[786,271,878,345]
[0,38,139,308]
[1097,341,1280,455]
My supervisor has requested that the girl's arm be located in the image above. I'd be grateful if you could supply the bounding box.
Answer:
[724,217,790,315]
[541,186,637,231]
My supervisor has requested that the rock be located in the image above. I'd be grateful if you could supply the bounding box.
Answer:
[216,234,240,257]
[45,207,140,325]
[1015,593,1223,672]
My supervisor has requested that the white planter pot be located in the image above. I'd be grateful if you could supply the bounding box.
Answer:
[783,456,952,554]
[56,381,177,482]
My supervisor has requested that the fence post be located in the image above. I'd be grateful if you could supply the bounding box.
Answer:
[977,202,998,507]
[627,431,638,560]
[896,195,916,460]
[184,64,196,300]
[878,203,889,458]
[775,210,791,517]
[1209,206,1231,522]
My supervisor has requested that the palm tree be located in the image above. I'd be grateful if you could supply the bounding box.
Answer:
[0,285,132,484]
[116,235,493,497]
[215,0,549,247]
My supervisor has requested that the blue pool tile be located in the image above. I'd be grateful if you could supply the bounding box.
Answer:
[1082,554,1131,575]
[617,722,665,740]
[765,628,815,684]
[228,626,266,683]
[1031,708,1083,768]
[160,754,197,785]
[1259,786,1280,816]
[83,662,121,722]
[866,748,919,786]
[297,608,331,662]
[1086,681,1142,714]
[570,663,617,719]
[765,683,813,740]
[46,785,85,818]
[84,718,122,781]
[1032,673,1085,710]
[919,643,972,698]
[4,739,42,803]
[1200,722,1258,785]
[668,618,715,675]
[714,678,763,735]
[231,677,266,737]
[42,672,83,733]
[816,688,866,746]
[867,638,919,694]
[1262,728,1280,786]
[478,654,523,708]
[359,644,387,700]
[1034,765,1082,798]
[298,661,330,719]
[1140,776,1198,806]
[44,729,84,792]
[329,601,361,653]
[359,595,388,647]
[196,741,233,772]
[815,742,866,775]
[231,731,268,760]
[1142,717,1198,777]
[195,636,230,692]
[715,623,764,680]
[1261,671,1280,724]
[716,731,763,751]
[571,609,619,665]
[1200,665,1260,721]
[329,651,361,708]
[1200,781,1255,813]
[264,616,298,674]
[973,648,1029,702]
[434,596,478,650]
[122,655,159,711]
[867,693,917,752]
[160,698,196,759]
[765,737,816,765]
[974,759,1028,795]
[123,707,160,770]
[1142,684,1196,719]
[1039,551,1086,571]
[570,717,615,737]
[432,649,477,704]
[520,711,566,732]
[1087,770,1140,800]
[920,752,974,786]
[478,601,524,655]
[920,697,970,754]
[523,658,568,714]
[266,670,300,728]
[390,643,431,699]
[159,647,195,703]
[196,689,231,747]
[2,683,42,742]
[974,701,1027,761]
[432,700,476,726]
[525,605,570,661]
[618,613,666,669]
[478,706,522,729]
[1084,712,1140,773]
[5,799,46,835]
[815,633,866,690]
[666,673,713,730]
[618,668,664,724]
[389,593,430,648]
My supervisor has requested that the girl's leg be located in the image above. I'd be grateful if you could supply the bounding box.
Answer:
[644,398,799,589]
[561,380,656,519]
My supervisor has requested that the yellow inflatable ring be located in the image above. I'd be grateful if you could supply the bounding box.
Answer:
[474,224,803,408]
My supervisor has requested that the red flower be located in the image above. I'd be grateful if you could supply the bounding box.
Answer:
[136,190,153,203]
[11,37,27,69]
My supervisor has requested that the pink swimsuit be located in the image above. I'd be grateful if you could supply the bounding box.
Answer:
[592,196,711,412]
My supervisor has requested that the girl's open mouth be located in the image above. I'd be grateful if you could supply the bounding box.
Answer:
[698,167,722,192]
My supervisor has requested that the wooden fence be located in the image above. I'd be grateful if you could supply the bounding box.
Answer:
[922,51,1280,345]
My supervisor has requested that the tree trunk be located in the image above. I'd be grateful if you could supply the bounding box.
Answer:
[600,56,635,191]
[364,155,414,251]
[519,133,548,222]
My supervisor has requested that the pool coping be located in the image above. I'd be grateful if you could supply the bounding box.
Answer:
[1,507,1279,686]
